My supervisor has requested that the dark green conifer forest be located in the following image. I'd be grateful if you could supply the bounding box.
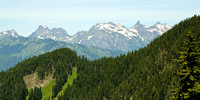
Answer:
[0,15,200,100]
[171,32,200,99]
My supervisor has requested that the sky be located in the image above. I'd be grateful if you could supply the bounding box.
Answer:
[0,0,199,36]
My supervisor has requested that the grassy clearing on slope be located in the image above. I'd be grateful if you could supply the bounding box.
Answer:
[25,67,77,100]
[41,79,56,100]
[55,67,77,99]
[68,68,77,86]
[26,80,56,100]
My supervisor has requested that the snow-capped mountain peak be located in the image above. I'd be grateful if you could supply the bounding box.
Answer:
[29,25,70,41]
[0,29,20,39]
[9,29,18,36]
[133,21,148,28]
[93,22,137,39]
[94,22,126,31]
[39,25,49,29]
[148,22,172,35]
[155,22,161,25]
[129,21,172,43]
[135,20,141,25]
[51,28,68,35]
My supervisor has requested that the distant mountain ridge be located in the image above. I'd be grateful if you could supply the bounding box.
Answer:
[0,21,172,52]
[29,21,171,51]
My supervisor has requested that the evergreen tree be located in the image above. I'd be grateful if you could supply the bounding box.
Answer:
[171,32,200,100]
[28,87,42,100]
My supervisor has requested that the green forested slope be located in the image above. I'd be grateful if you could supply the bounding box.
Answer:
[0,48,85,99]
[57,15,200,99]
[0,15,200,100]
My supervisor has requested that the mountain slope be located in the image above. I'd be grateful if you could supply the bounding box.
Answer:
[0,48,81,100]
[0,37,124,71]
[0,15,199,100]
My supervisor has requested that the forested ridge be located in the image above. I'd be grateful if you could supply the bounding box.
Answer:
[0,15,200,100]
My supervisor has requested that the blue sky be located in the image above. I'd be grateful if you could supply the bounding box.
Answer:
[0,0,199,36]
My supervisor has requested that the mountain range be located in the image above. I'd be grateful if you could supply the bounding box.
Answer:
[0,21,171,71]
[1,15,199,100]
[1,21,171,52]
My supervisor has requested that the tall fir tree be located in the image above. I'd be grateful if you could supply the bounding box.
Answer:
[171,32,200,100]
[28,87,42,100]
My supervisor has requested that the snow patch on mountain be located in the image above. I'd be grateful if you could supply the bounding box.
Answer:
[3,32,8,34]
[29,25,70,42]
[94,22,138,39]
[79,39,82,44]
[41,25,48,29]
[147,22,172,35]
[114,43,117,47]
[129,28,138,34]
[88,35,93,40]
[37,35,44,39]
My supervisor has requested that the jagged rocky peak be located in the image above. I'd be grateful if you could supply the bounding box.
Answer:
[155,22,161,25]
[51,27,65,31]
[51,28,68,35]
[93,22,127,31]
[147,22,172,35]
[37,25,50,31]
[39,25,48,29]
[0,29,20,39]
[7,29,18,34]
[29,25,70,41]
[132,21,146,28]
[5,29,16,34]
[136,20,141,25]
[153,22,170,27]
[152,22,171,29]
[133,20,147,28]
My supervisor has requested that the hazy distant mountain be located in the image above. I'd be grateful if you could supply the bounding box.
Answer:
[0,29,20,39]
[29,25,71,42]
[0,37,124,71]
